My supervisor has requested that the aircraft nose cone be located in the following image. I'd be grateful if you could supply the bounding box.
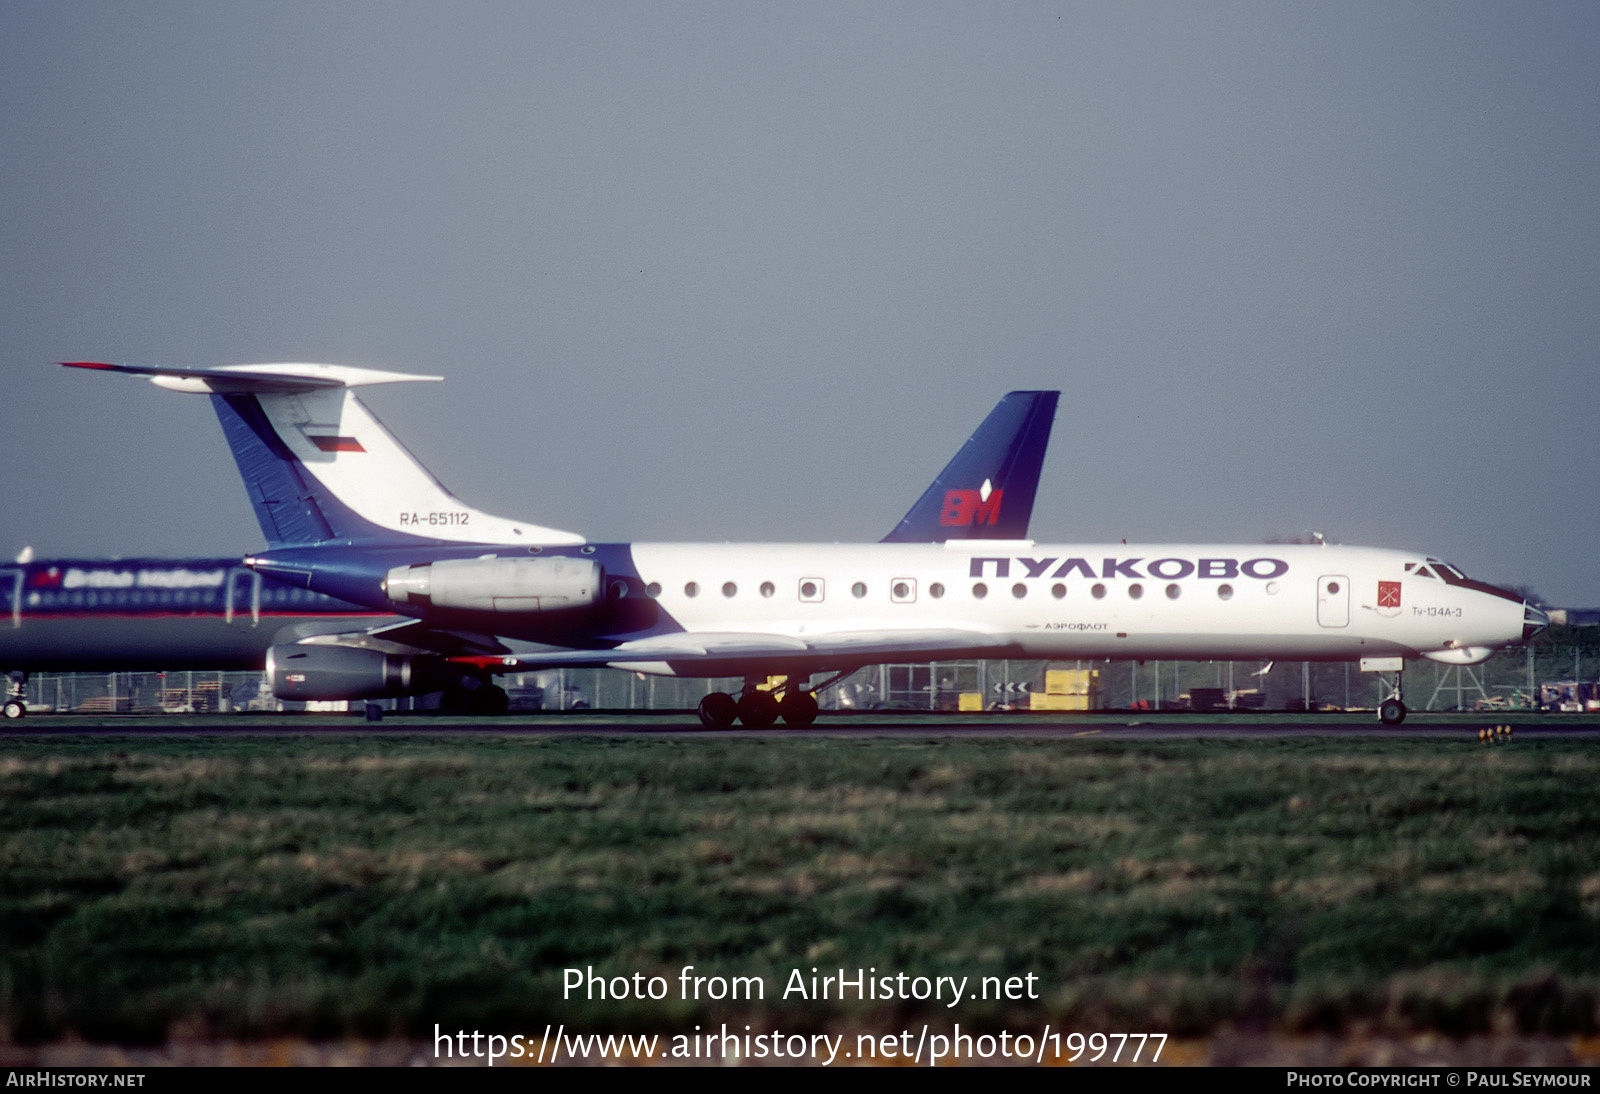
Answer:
[1523,603,1549,641]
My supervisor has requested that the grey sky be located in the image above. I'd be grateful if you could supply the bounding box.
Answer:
[3,2,1596,604]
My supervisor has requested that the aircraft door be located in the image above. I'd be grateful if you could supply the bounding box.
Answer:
[225,568,261,627]
[0,569,20,628]
[1317,574,1349,628]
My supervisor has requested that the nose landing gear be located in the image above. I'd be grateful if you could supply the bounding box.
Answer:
[1359,658,1408,725]
[1378,696,1407,725]
[1378,669,1407,725]
[3,672,26,720]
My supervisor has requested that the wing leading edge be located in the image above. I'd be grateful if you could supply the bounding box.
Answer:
[454,628,1015,675]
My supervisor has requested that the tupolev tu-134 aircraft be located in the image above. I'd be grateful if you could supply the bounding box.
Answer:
[66,361,1546,727]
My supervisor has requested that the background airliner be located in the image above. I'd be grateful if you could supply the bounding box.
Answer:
[65,361,1544,726]
[0,555,385,719]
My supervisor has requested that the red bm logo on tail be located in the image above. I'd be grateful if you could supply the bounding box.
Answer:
[940,487,1004,527]
[309,435,366,453]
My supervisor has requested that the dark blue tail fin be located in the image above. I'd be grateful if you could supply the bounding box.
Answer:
[882,390,1058,542]
[212,393,349,546]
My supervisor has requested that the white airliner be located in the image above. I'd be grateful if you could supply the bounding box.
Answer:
[66,361,1545,726]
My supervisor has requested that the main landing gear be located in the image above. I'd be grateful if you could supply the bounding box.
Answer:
[697,677,822,729]
[439,675,509,716]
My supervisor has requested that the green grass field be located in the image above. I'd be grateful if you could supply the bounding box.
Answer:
[4,726,1600,1045]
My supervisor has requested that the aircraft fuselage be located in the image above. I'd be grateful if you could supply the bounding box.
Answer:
[246,540,1534,675]
[0,558,388,673]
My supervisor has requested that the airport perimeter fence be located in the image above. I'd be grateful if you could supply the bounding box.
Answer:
[17,670,272,716]
[13,637,1598,715]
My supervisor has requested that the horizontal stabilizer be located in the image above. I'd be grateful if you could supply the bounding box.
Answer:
[61,361,441,394]
[66,360,583,548]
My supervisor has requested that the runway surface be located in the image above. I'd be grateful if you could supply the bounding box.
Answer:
[4,710,1598,739]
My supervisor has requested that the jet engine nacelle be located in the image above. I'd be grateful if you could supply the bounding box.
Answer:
[383,556,604,613]
[266,643,451,701]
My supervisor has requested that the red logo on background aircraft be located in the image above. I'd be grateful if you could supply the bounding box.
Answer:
[940,480,1004,527]
[1377,580,1402,608]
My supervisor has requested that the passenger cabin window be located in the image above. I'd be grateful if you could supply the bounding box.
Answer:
[799,579,825,603]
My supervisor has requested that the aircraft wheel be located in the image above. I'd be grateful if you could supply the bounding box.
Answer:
[2,700,24,720]
[471,684,509,716]
[737,690,780,729]
[779,691,818,726]
[1378,698,1406,725]
[698,692,737,729]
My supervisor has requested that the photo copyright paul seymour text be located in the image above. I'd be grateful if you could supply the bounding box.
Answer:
[1288,1075,1591,1088]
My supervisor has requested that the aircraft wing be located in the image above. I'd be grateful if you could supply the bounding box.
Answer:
[278,621,512,664]
[342,619,512,657]
[453,629,1015,673]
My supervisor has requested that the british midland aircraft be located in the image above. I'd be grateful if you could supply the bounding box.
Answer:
[0,553,387,718]
[64,361,1545,726]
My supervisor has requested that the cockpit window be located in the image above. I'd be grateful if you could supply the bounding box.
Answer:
[1424,559,1523,604]
[1424,557,1466,579]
